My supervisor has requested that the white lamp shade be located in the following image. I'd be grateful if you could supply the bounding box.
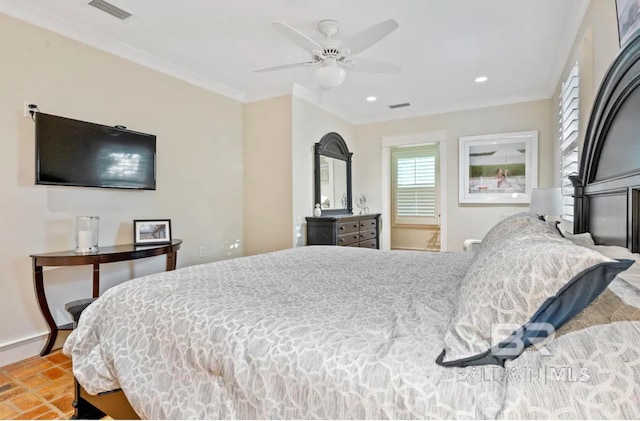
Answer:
[529,187,563,216]
[314,64,346,89]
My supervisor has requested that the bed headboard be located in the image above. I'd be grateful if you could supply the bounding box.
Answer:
[571,32,640,252]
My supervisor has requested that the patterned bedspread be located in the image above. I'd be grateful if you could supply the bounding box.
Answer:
[498,278,640,419]
[65,246,507,419]
[64,246,640,419]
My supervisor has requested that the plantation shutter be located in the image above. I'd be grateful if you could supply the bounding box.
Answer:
[559,62,579,224]
[392,146,439,225]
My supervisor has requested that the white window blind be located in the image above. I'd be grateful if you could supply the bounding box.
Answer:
[392,146,439,225]
[559,61,579,223]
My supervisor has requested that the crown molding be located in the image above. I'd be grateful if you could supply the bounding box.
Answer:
[0,2,246,102]
[0,1,567,124]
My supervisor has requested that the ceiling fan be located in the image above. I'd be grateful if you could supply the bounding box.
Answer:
[254,19,401,90]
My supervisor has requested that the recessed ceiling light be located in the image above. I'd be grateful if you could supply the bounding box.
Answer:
[475,76,488,83]
[366,96,377,102]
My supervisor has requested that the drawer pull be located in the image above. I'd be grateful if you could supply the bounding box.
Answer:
[339,226,344,230]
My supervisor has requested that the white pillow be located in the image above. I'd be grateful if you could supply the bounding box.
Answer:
[588,245,640,290]
[563,232,596,247]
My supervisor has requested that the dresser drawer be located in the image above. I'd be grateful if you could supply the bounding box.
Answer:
[359,219,377,230]
[359,229,377,241]
[359,239,378,248]
[338,232,360,246]
[337,221,360,234]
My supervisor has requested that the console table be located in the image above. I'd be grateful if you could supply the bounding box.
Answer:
[30,239,182,356]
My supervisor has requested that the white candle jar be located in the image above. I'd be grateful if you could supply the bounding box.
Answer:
[75,216,99,254]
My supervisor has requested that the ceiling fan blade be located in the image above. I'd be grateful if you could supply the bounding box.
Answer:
[253,61,319,73]
[346,57,401,74]
[345,19,399,55]
[272,21,323,52]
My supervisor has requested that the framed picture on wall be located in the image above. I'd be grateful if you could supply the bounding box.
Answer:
[458,131,538,204]
[616,0,640,47]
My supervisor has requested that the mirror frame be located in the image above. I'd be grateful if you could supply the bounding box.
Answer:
[314,132,353,215]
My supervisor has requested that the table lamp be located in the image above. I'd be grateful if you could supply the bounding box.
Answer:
[529,188,563,221]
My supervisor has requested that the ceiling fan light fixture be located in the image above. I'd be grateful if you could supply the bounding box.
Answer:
[314,63,347,89]
[259,19,400,90]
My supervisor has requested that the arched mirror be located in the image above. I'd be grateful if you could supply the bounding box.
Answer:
[314,132,353,215]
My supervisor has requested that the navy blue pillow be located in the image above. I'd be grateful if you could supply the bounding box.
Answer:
[436,259,634,367]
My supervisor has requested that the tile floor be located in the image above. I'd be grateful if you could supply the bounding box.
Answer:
[0,350,75,420]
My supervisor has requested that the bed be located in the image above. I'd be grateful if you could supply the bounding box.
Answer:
[64,33,640,420]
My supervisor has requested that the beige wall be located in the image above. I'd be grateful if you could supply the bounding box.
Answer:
[0,13,244,365]
[243,96,293,255]
[354,99,554,251]
[242,95,356,253]
[291,97,356,246]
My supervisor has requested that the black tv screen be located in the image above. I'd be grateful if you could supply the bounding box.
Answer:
[36,113,156,190]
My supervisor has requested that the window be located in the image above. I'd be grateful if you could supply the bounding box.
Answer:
[559,61,579,223]
[391,145,439,225]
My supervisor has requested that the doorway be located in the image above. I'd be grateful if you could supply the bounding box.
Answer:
[381,131,447,251]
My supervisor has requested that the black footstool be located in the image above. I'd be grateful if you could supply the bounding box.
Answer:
[65,298,97,329]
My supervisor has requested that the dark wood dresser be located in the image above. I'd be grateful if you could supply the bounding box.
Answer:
[306,214,381,249]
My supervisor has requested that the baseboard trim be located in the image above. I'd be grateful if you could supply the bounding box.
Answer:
[391,247,440,252]
[0,331,48,352]
[0,332,48,367]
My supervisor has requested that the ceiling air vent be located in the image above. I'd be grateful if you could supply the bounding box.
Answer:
[388,102,411,109]
[88,0,132,20]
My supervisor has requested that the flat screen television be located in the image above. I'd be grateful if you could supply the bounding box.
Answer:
[35,113,156,190]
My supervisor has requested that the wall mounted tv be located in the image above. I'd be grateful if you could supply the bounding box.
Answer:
[35,113,156,190]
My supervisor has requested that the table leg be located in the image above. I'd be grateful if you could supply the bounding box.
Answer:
[92,263,100,298]
[166,249,177,271]
[32,262,58,356]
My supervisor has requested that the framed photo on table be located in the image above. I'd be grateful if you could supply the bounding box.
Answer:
[616,0,640,47]
[133,219,172,246]
[458,131,538,204]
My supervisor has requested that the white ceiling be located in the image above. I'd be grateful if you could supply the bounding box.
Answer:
[0,0,590,124]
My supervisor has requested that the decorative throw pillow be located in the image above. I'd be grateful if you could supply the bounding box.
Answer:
[556,288,640,337]
[436,215,633,367]
[477,212,558,252]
